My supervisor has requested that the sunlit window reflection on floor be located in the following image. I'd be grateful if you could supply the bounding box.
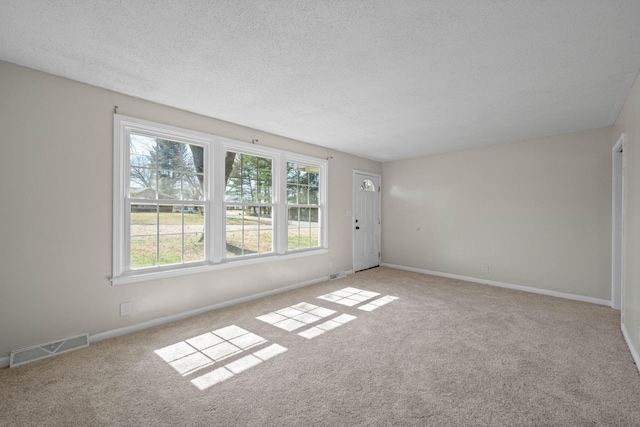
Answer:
[154,289,399,391]
[358,295,399,311]
[191,343,287,390]
[154,325,287,390]
[317,287,381,306]
[298,313,356,339]
[256,302,336,331]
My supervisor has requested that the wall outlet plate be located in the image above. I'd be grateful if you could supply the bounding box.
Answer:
[120,302,131,316]
[482,265,489,274]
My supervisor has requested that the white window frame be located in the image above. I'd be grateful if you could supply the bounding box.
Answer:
[284,156,327,253]
[112,114,328,285]
[221,146,277,259]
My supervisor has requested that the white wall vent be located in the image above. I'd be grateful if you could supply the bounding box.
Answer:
[329,271,347,280]
[10,334,89,368]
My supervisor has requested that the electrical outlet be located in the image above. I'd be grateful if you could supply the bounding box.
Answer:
[482,265,489,274]
[120,302,131,317]
[329,261,333,270]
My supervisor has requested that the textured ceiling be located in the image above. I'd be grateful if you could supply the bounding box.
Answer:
[2,1,640,162]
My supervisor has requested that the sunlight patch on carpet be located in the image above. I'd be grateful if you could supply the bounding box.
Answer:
[358,295,399,311]
[155,325,287,389]
[256,302,336,331]
[317,287,381,307]
[191,344,287,390]
[298,313,357,339]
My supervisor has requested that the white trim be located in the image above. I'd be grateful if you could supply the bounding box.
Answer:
[94,274,331,343]
[285,154,329,251]
[612,133,626,311]
[381,263,611,306]
[113,114,214,278]
[3,270,350,366]
[112,114,329,284]
[621,323,640,374]
[112,248,328,285]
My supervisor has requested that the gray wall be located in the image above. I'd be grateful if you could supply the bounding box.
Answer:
[0,61,381,359]
[382,127,613,300]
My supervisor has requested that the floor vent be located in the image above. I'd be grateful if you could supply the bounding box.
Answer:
[329,271,347,280]
[10,334,89,368]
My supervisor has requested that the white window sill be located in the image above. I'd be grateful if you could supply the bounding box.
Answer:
[111,248,329,286]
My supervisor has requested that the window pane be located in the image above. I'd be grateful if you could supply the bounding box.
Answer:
[309,186,319,204]
[260,228,273,253]
[309,207,319,225]
[298,228,312,249]
[287,163,298,184]
[130,167,157,199]
[243,229,260,255]
[130,204,157,236]
[131,235,157,269]
[184,144,204,173]
[182,173,204,201]
[159,208,183,235]
[158,171,180,199]
[258,158,272,203]
[308,170,319,186]
[287,206,320,251]
[157,139,185,171]
[360,179,375,192]
[299,169,308,185]
[226,205,243,257]
[225,205,273,257]
[287,185,298,204]
[286,163,320,207]
[184,234,205,263]
[129,134,156,167]
[298,186,309,204]
[287,207,300,250]
[242,179,258,202]
[258,179,272,203]
[226,152,272,204]
[183,206,204,233]
[159,234,182,265]
[257,206,273,254]
[225,153,244,202]
[288,206,300,223]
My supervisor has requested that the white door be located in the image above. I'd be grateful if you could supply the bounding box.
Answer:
[353,172,380,272]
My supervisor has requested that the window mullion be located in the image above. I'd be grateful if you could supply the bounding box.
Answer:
[274,153,287,255]
[211,142,225,263]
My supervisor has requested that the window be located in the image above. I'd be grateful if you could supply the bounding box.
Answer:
[129,135,206,268]
[113,115,328,284]
[287,162,321,250]
[224,152,274,257]
[360,179,375,192]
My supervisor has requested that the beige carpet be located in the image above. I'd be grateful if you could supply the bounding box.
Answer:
[2,267,640,426]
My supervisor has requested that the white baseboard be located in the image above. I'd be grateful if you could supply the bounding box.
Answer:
[381,263,611,306]
[621,323,640,373]
[90,274,330,344]
[1,274,331,368]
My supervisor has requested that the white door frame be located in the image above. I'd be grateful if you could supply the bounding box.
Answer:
[352,170,381,272]
[612,133,625,312]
